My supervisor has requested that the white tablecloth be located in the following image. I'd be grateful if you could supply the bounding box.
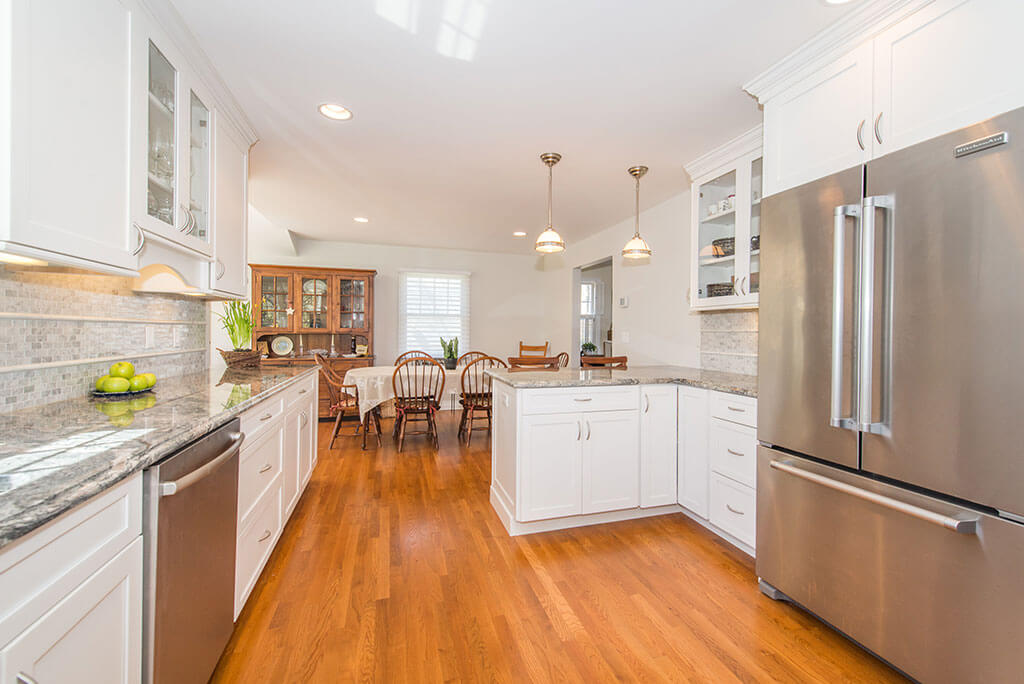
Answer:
[343,366,463,420]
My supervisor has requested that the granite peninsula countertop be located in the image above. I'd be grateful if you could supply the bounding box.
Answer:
[0,364,318,549]
[486,365,757,397]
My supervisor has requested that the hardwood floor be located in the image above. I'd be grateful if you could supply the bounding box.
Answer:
[211,413,905,683]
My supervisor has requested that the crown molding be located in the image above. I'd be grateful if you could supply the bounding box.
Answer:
[743,0,935,104]
[139,0,259,145]
[684,124,763,181]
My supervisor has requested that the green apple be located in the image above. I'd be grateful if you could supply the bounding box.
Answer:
[95,375,111,391]
[109,411,135,427]
[130,396,156,411]
[128,375,149,392]
[109,361,135,379]
[140,372,157,388]
[98,400,131,417]
[100,376,131,393]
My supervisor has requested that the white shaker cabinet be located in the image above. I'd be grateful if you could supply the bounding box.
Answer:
[207,119,249,298]
[677,387,710,518]
[519,413,584,522]
[582,410,640,514]
[1,0,141,275]
[640,385,678,508]
[761,41,873,197]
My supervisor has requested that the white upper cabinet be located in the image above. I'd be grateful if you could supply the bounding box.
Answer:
[872,0,1024,156]
[2,0,140,275]
[750,0,1024,197]
[206,119,249,297]
[762,42,873,197]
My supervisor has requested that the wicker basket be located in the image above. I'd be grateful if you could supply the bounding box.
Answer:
[218,348,261,368]
[706,282,735,298]
[711,237,735,257]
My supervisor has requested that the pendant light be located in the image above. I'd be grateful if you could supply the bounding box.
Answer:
[622,165,652,259]
[535,153,565,253]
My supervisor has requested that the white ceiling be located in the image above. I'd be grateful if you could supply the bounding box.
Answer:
[172,0,853,253]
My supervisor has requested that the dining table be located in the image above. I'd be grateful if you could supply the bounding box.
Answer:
[343,365,464,421]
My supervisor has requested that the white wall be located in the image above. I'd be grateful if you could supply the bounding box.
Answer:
[538,191,701,367]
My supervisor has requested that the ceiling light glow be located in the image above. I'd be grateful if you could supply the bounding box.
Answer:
[319,103,353,121]
[512,231,526,237]
[354,217,369,223]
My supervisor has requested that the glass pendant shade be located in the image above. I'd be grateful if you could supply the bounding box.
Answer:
[622,165,651,259]
[535,152,565,254]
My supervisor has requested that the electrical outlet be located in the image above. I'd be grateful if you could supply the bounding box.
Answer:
[144,325,155,348]
[618,296,629,308]
[620,331,630,344]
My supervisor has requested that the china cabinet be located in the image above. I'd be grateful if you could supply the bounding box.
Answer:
[250,264,377,418]
[685,126,762,311]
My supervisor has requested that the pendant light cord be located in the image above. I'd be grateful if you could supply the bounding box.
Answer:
[547,164,554,229]
[634,175,641,237]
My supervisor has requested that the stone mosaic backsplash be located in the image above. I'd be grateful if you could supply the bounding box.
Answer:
[0,267,208,412]
[699,310,757,376]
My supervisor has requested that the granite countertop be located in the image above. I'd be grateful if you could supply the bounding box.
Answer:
[0,364,318,549]
[486,364,757,398]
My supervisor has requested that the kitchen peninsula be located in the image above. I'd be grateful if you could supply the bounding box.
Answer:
[488,366,758,552]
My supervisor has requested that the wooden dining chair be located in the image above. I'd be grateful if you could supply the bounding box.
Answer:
[555,351,570,368]
[394,350,432,365]
[392,357,446,452]
[507,356,561,370]
[459,356,507,444]
[457,350,488,367]
[314,353,381,450]
[581,355,628,369]
[518,341,549,356]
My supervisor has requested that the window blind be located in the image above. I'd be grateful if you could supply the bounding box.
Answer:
[398,271,471,356]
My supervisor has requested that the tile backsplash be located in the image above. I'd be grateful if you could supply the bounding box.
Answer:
[699,310,758,376]
[0,267,208,412]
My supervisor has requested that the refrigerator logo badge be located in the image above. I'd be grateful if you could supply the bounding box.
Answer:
[955,132,1009,158]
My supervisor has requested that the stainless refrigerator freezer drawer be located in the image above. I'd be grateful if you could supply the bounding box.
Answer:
[756,446,1024,684]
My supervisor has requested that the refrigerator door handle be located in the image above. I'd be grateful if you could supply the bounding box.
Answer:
[858,194,895,434]
[831,203,860,430]
[769,459,979,534]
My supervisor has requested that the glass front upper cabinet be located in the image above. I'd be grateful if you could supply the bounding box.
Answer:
[297,275,331,332]
[749,157,762,295]
[257,274,293,330]
[337,276,368,330]
[146,42,176,229]
[187,90,211,244]
[695,169,739,302]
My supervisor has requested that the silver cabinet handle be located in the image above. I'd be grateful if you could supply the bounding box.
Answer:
[874,111,883,144]
[726,406,745,413]
[577,420,581,441]
[179,204,192,233]
[131,222,146,256]
[643,394,650,413]
[725,504,745,516]
[298,388,308,395]
[586,420,591,441]
[300,411,308,428]
[160,432,244,496]
[770,460,978,534]
[856,119,866,150]
[740,276,748,296]
[17,673,40,684]
[831,203,860,431]
[257,529,272,543]
[258,463,272,474]
[726,448,744,457]
[215,258,225,280]
[259,412,273,421]
[573,397,592,402]
[858,194,894,434]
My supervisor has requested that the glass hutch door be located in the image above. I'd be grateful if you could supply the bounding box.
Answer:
[336,275,369,331]
[296,274,332,333]
[256,273,294,331]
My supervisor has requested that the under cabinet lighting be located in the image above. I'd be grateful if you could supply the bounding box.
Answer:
[0,252,47,266]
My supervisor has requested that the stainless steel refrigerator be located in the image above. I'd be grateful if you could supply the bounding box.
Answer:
[758,106,1024,683]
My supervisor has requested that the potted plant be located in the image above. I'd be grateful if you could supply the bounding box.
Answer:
[216,301,260,367]
[440,336,459,370]
[581,341,598,357]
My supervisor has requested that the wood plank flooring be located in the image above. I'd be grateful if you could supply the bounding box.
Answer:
[211,413,905,683]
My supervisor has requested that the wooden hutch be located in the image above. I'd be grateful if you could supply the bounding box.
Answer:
[251,264,375,419]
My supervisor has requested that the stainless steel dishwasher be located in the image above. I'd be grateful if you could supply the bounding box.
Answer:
[142,419,243,684]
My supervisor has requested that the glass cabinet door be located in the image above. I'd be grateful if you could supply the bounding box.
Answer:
[337,277,368,331]
[146,42,177,229]
[257,274,293,330]
[749,157,762,295]
[187,90,211,243]
[695,169,739,303]
[297,275,331,332]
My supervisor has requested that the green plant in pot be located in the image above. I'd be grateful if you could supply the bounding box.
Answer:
[581,341,598,356]
[440,336,459,370]
[216,301,259,367]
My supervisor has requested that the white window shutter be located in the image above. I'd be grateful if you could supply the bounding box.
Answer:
[399,271,471,356]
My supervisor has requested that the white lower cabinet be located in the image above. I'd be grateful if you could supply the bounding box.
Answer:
[677,387,710,517]
[520,413,584,522]
[640,386,677,508]
[708,474,756,548]
[582,410,640,514]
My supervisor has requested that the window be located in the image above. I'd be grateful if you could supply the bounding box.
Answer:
[399,271,471,356]
[580,280,599,346]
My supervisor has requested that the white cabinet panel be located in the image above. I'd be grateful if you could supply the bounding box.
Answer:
[709,392,757,428]
[521,385,638,415]
[640,386,677,508]
[763,41,873,197]
[519,413,582,522]
[677,387,710,518]
[709,474,756,549]
[582,410,640,514]
[210,120,248,296]
[709,420,757,489]
[237,421,283,526]
[282,404,300,517]
[5,0,139,274]
[0,537,142,684]
[873,0,1024,157]
[234,479,282,618]
[298,396,316,488]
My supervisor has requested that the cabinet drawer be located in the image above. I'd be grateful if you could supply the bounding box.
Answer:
[234,479,282,618]
[709,392,757,428]
[0,474,141,647]
[238,424,284,526]
[709,420,757,488]
[282,373,316,408]
[521,386,639,415]
[239,396,284,442]
[709,474,755,548]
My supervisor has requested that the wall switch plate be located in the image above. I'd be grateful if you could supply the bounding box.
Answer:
[620,331,630,343]
[618,296,629,308]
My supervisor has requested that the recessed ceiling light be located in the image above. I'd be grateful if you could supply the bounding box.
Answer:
[512,231,527,237]
[319,103,353,121]
[354,216,369,223]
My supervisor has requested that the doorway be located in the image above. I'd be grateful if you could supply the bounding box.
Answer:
[572,258,613,365]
